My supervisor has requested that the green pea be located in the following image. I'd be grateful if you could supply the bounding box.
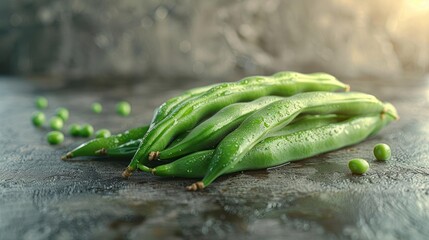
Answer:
[68,124,81,137]
[116,101,131,116]
[46,131,64,145]
[49,116,64,130]
[348,158,369,175]
[374,143,391,161]
[80,124,94,137]
[31,111,45,127]
[95,129,111,138]
[92,102,103,114]
[55,107,69,122]
[35,96,48,109]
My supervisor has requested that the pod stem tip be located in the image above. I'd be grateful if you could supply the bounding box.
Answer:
[148,151,160,161]
[61,152,73,160]
[122,167,134,178]
[95,148,107,155]
[186,181,205,191]
[345,84,351,92]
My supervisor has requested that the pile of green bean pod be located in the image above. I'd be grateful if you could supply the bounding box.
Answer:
[140,110,396,179]
[105,114,346,160]
[62,71,399,191]
[124,71,350,176]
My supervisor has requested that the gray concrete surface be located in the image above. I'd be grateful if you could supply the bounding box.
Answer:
[0,76,428,240]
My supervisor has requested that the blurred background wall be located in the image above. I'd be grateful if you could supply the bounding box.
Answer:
[1,0,428,83]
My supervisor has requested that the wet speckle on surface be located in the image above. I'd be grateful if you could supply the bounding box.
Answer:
[0,77,429,240]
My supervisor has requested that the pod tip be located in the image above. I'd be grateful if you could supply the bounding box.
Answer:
[345,84,351,92]
[186,181,205,191]
[95,148,107,155]
[148,151,160,161]
[382,102,399,120]
[122,167,134,178]
[61,152,72,160]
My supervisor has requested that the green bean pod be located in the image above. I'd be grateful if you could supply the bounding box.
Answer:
[166,130,190,148]
[62,125,149,160]
[150,84,218,126]
[107,114,344,160]
[266,114,348,137]
[124,72,349,176]
[140,108,397,179]
[99,139,143,157]
[188,92,398,190]
[117,139,142,149]
[105,130,190,159]
[106,146,139,159]
[157,108,347,160]
[156,96,284,160]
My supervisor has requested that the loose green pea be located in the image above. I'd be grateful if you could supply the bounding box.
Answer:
[92,102,103,114]
[95,129,111,138]
[374,143,391,161]
[80,124,94,137]
[35,96,48,109]
[116,101,131,116]
[348,158,369,175]
[46,131,64,145]
[31,111,45,127]
[69,124,81,137]
[55,107,69,122]
[49,116,64,130]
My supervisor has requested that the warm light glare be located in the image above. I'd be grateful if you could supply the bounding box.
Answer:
[408,0,429,10]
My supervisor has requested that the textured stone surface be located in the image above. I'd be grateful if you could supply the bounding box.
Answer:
[0,76,429,240]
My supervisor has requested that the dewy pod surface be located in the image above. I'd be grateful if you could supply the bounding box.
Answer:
[187,92,397,190]
[123,71,349,177]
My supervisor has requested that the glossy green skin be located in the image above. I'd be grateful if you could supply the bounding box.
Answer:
[166,130,190,148]
[80,124,94,137]
[63,125,149,159]
[348,158,369,175]
[49,116,64,131]
[56,107,69,122]
[109,114,344,160]
[69,124,81,137]
[92,103,103,114]
[150,84,218,126]
[116,101,131,116]
[127,72,349,171]
[158,96,284,160]
[31,111,45,127]
[199,92,396,188]
[117,139,142,148]
[35,96,48,109]
[141,112,396,178]
[266,114,347,138]
[106,146,138,158]
[95,129,111,138]
[373,143,391,161]
[106,139,143,157]
[47,131,64,145]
